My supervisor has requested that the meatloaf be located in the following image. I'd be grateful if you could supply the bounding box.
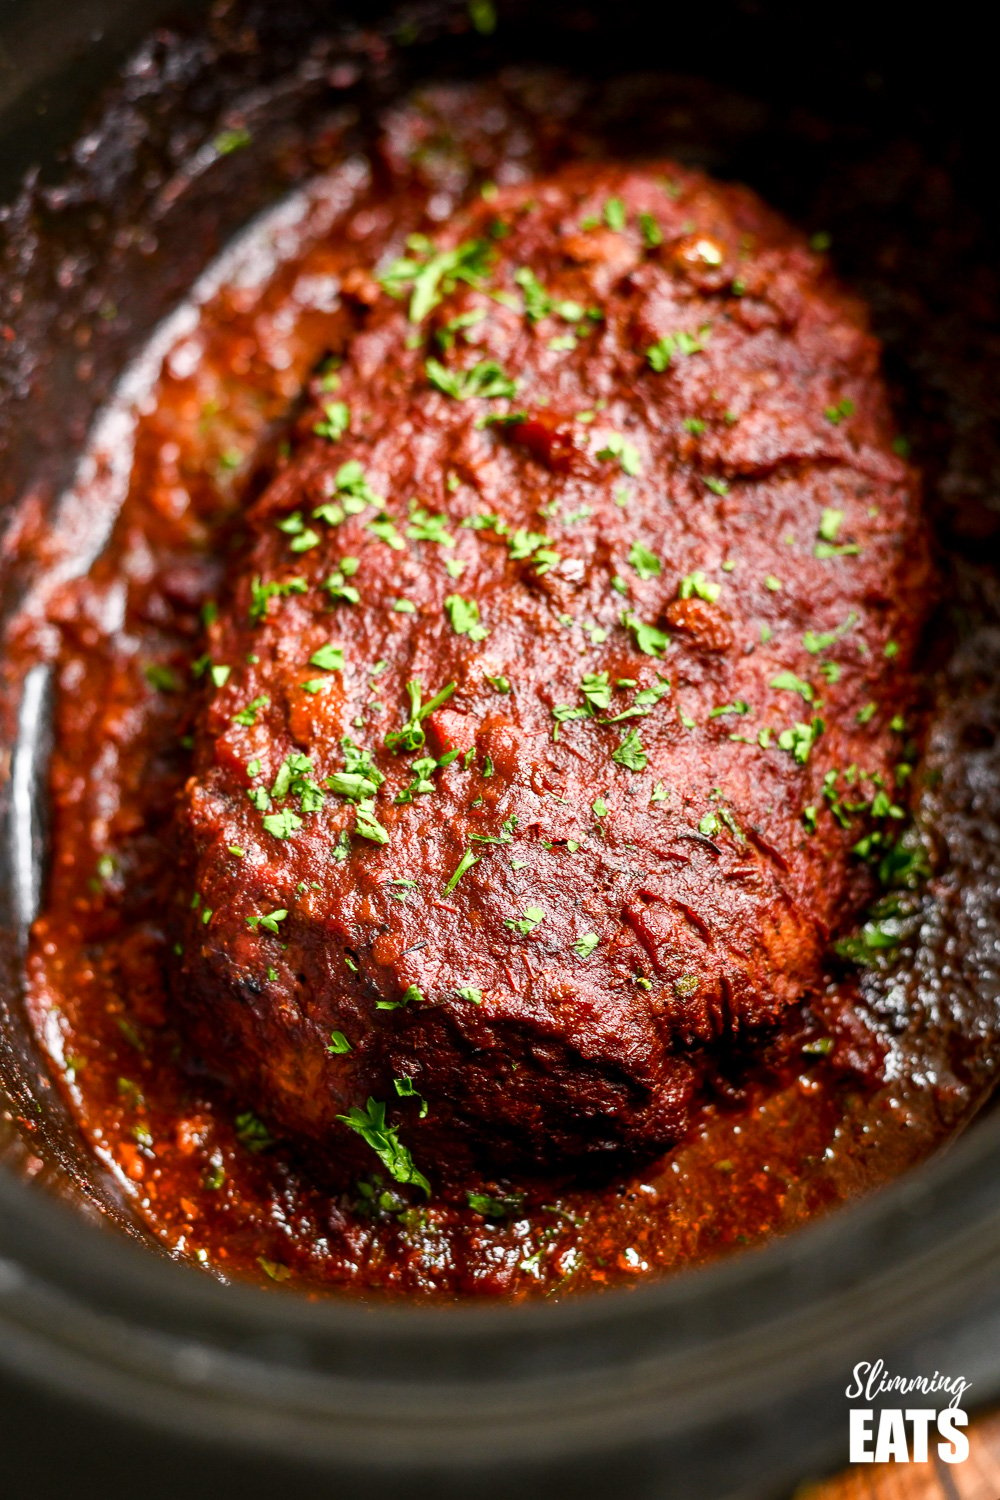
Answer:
[171,161,931,1186]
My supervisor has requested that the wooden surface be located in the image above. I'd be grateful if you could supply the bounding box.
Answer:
[800,1410,1000,1499]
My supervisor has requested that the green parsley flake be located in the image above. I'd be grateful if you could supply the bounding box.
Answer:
[581,671,613,711]
[407,504,455,546]
[646,326,710,372]
[824,399,855,426]
[604,197,626,231]
[232,694,269,727]
[596,433,642,476]
[310,643,345,671]
[612,728,648,771]
[639,212,662,248]
[385,679,456,754]
[249,575,308,623]
[394,1076,428,1117]
[314,401,350,441]
[426,357,518,400]
[445,593,489,640]
[214,127,251,155]
[777,717,825,764]
[770,671,814,702]
[336,1097,430,1194]
[380,235,495,323]
[355,799,389,845]
[622,610,669,657]
[444,849,480,893]
[628,540,661,579]
[246,907,288,936]
[508,528,560,574]
[573,933,600,958]
[678,570,720,603]
[144,663,178,692]
[506,905,545,935]
[262,809,304,840]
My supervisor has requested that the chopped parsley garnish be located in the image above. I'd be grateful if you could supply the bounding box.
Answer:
[313,400,350,441]
[313,460,385,528]
[246,907,288,936]
[394,1076,428,1118]
[639,211,662,248]
[814,507,859,558]
[407,505,455,546]
[379,235,495,323]
[214,127,251,155]
[445,593,489,640]
[770,671,814,702]
[323,557,361,605]
[327,770,381,803]
[232,694,269,727]
[581,671,613,711]
[336,1097,430,1194]
[262,809,304,840]
[444,848,479,893]
[385,679,456,754]
[144,663,178,692]
[470,813,519,846]
[506,905,545,935]
[824,398,855,426]
[277,512,322,553]
[612,728,648,771]
[628,540,661,579]
[513,265,586,324]
[437,307,488,349]
[573,933,600,958]
[678,570,720,603]
[803,610,858,654]
[508,528,559,574]
[467,1189,526,1218]
[368,516,405,550]
[646,326,710,371]
[355,799,389,845]
[621,610,669,657]
[777,717,825,764]
[310,643,345,671]
[596,433,642,476]
[234,1110,274,1152]
[604,197,626,231]
[249,575,307,623]
[426,357,518,400]
[457,986,484,1004]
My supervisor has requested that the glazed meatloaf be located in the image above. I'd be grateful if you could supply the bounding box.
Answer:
[172,161,931,1184]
